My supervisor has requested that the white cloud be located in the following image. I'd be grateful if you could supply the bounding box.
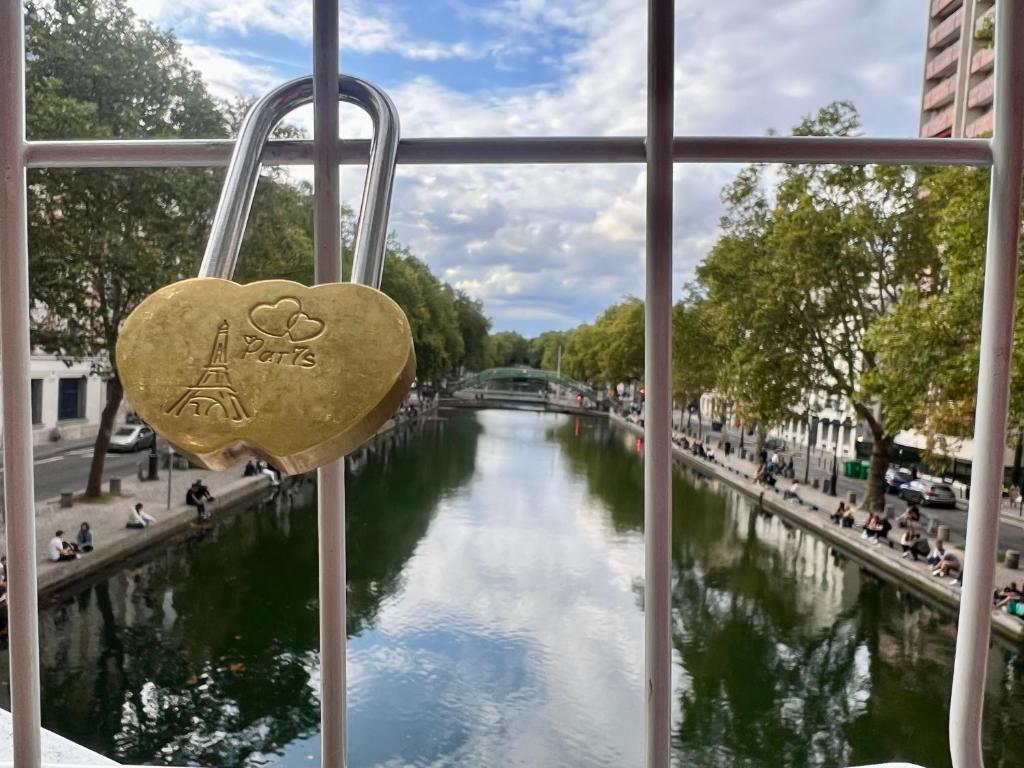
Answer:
[131,0,481,61]
[130,0,926,334]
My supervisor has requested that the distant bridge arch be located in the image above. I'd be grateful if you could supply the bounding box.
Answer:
[451,367,600,402]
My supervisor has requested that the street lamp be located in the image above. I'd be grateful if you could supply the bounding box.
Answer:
[829,422,839,496]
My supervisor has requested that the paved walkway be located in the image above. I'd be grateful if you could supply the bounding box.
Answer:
[703,423,1024,553]
[22,461,272,596]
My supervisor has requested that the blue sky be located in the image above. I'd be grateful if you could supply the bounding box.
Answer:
[129,0,927,335]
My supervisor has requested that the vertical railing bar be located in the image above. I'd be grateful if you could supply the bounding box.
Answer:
[0,3,42,767]
[949,3,1024,768]
[312,1,347,767]
[644,0,674,766]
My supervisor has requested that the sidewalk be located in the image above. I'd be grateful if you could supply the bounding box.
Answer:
[24,463,272,597]
[615,415,1024,644]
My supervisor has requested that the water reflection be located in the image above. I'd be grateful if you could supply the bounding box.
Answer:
[4,411,1023,767]
[551,416,1024,768]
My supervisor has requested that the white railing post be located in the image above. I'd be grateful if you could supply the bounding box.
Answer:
[645,0,674,766]
[949,2,1024,768]
[313,1,347,766]
[0,2,42,767]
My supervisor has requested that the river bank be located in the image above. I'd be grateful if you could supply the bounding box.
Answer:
[610,412,1024,645]
[7,401,440,601]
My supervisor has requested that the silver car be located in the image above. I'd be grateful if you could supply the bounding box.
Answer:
[108,424,155,452]
[900,479,957,508]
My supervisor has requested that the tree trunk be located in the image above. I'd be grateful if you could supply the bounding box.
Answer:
[755,424,767,459]
[85,375,123,497]
[864,432,891,512]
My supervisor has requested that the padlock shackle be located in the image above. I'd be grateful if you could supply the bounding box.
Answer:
[199,74,399,288]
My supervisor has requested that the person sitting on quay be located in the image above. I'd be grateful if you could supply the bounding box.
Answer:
[862,513,892,545]
[841,505,856,528]
[831,501,847,524]
[995,592,1024,620]
[927,541,947,568]
[900,530,930,561]
[783,480,803,503]
[898,502,921,529]
[932,548,961,578]
[126,503,156,529]
[76,522,94,553]
[187,479,216,523]
[995,581,1022,604]
[48,530,77,562]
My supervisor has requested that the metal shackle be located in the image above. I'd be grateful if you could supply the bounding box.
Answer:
[199,74,400,289]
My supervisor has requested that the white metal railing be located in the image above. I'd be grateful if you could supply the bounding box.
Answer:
[1,2,1023,768]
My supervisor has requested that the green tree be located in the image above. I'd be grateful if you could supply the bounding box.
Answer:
[486,331,530,368]
[528,330,568,371]
[698,102,937,509]
[453,291,491,373]
[26,0,229,496]
[672,296,721,435]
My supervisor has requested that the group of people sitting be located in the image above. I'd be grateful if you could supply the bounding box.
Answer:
[827,499,963,580]
[671,434,716,462]
[754,452,795,488]
[995,582,1024,619]
[48,522,95,562]
[243,459,280,487]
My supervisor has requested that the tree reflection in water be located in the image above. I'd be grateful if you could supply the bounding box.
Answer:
[550,416,1024,768]
[23,414,481,767]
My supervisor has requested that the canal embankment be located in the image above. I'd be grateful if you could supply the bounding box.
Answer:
[11,400,440,600]
[611,412,1024,644]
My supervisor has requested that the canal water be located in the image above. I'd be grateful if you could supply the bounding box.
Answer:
[4,410,1023,767]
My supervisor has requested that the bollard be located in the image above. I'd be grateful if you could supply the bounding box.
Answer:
[60,491,73,508]
[811,478,820,490]
[109,477,121,495]
[928,518,938,535]
[1006,550,1020,570]
[846,491,858,508]
[884,504,895,519]
[937,524,950,544]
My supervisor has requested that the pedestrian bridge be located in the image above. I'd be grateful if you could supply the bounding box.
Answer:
[444,367,601,415]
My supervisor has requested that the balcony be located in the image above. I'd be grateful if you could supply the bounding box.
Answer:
[968,74,994,109]
[923,75,957,111]
[921,105,955,138]
[931,0,962,19]
[965,110,994,138]
[926,41,960,80]
[971,46,995,74]
[929,6,964,49]
[975,6,995,35]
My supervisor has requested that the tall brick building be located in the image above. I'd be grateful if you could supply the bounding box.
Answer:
[920,0,995,138]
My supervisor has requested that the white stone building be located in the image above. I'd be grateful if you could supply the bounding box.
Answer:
[0,354,105,447]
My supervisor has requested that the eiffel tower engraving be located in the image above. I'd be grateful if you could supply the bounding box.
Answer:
[166,320,251,421]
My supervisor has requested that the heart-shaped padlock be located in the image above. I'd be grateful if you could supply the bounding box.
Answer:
[116,75,414,475]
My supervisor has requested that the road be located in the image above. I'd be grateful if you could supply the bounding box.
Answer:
[704,423,1024,554]
[0,439,157,504]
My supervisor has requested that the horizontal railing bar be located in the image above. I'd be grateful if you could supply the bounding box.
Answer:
[23,136,992,168]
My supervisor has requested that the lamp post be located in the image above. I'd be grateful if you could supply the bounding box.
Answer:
[830,423,839,496]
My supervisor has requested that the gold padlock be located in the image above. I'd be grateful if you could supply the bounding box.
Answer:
[117,75,414,475]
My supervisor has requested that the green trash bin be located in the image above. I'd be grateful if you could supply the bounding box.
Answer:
[844,460,856,477]
[858,461,870,480]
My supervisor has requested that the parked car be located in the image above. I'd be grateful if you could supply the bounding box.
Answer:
[900,479,957,508]
[108,424,155,452]
[884,468,913,494]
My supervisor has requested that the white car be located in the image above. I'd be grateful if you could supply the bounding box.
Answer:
[108,424,155,452]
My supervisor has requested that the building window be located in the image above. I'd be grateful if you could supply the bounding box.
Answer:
[57,377,85,421]
[30,379,42,425]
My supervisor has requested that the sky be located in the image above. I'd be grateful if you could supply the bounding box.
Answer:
[128,0,927,336]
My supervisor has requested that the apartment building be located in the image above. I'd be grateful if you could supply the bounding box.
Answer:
[920,0,995,138]
[0,356,105,447]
